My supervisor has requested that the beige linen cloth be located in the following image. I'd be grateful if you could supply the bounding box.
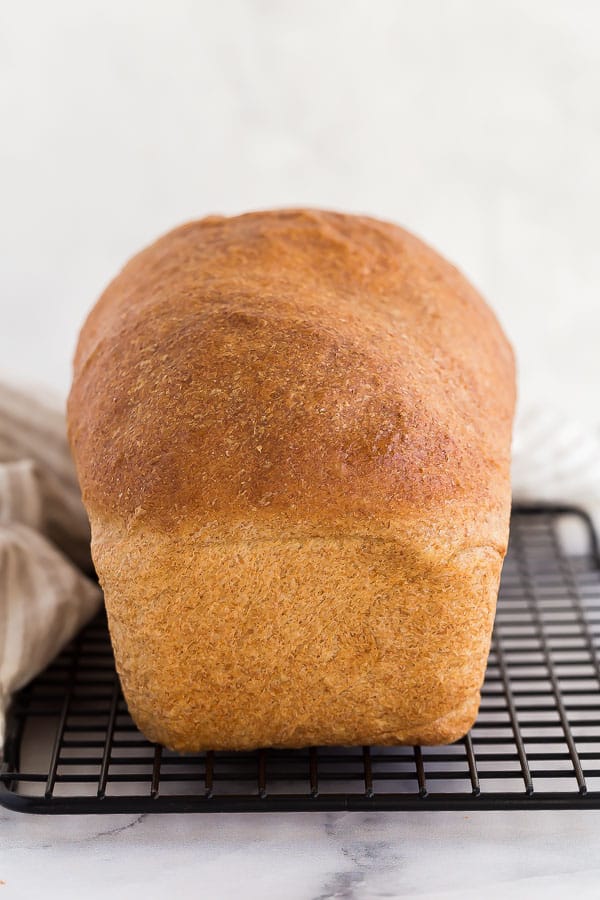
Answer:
[0,383,101,742]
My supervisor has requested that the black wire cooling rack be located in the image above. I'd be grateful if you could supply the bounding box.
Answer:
[3,503,600,814]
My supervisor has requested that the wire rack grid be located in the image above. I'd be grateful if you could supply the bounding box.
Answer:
[2,503,600,814]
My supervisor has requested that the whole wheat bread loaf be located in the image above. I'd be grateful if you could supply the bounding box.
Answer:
[67,209,515,751]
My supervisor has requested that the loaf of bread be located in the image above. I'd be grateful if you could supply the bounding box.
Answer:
[68,209,515,751]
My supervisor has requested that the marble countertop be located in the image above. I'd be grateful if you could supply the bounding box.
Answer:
[2,805,600,899]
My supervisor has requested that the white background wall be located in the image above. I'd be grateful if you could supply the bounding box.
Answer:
[1,0,598,421]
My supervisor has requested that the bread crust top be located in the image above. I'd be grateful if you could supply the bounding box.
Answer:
[68,209,515,536]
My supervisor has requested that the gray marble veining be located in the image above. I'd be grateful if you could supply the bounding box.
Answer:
[2,805,600,899]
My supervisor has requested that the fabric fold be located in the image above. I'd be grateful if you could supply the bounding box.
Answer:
[0,382,101,743]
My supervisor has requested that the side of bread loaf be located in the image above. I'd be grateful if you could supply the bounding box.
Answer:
[68,209,515,751]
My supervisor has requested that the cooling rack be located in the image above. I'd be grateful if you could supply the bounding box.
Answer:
[2,503,600,814]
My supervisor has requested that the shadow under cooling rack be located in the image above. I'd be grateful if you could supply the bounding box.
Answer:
[3,503,600,814]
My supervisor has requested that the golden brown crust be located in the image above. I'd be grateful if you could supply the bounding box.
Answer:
[68,209,515,750]
[68,209,514,534]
